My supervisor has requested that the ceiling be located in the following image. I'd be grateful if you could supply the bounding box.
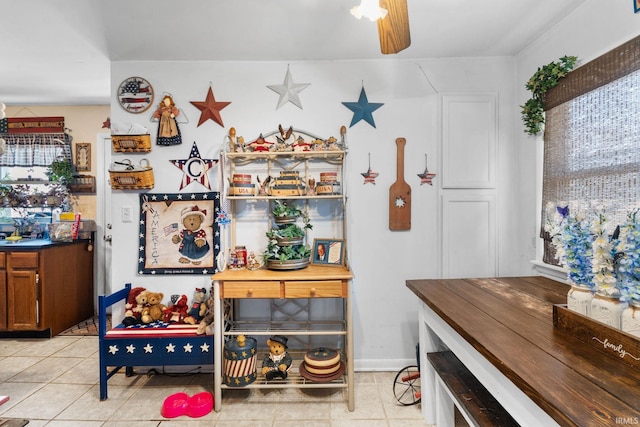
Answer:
[0,0,586,106]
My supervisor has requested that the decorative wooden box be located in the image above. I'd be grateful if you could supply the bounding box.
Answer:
[553,304,640,369]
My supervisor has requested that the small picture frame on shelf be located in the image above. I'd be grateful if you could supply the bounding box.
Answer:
[312,238,345,267]
[635,0,640,13]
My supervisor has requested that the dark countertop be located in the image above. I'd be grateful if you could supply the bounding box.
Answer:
[0,238,89,249]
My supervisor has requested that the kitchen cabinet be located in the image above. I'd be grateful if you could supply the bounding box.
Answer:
[0,239,94,337]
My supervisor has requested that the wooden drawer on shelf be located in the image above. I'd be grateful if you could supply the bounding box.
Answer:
[284,280,346,298]
[9,252,38,269]
[221,281,281,298]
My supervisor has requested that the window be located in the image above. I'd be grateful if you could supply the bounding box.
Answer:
[541,36,640,265]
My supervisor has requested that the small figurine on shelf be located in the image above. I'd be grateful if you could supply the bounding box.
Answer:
[153,94,182,146]
[262,335,292,381]
[247,251,261,270]
[257,175,271,195]
[248,134,273,152]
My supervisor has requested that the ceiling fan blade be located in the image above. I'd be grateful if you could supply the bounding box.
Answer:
[377,0,411,54]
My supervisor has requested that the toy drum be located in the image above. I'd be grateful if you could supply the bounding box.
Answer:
[224,335,257,387]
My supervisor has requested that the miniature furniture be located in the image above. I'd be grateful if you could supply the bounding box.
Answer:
[0,239,94,337]
[98,283,215,400]
[407,276,640,426]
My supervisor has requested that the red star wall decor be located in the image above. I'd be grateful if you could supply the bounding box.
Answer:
[190,86,231,127]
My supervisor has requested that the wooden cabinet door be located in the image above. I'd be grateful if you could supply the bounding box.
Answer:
[0,271,6,330]
[7,270,38,330]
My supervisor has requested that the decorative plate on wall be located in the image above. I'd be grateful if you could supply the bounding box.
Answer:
[117,76,154,113]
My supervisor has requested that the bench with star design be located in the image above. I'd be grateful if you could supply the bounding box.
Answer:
[98,283,215,400]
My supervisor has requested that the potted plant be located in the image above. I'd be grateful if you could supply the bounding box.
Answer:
[264,200,313,270]
[46,158,74,185]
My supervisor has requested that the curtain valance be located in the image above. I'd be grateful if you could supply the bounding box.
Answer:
[0,132,72,167]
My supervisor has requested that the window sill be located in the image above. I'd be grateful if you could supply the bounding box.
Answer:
[530,260,568,284]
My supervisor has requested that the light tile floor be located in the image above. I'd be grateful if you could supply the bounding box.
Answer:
[0,336,429,426]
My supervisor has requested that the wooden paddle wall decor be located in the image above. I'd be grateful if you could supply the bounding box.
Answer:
[389,137,411,230]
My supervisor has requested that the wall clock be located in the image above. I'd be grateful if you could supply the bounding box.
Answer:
[117,76,154,113]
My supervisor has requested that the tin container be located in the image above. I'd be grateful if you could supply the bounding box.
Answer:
[232,173,252,184]
[223,335,257,387]
[320,172,337,183]
[235,246,247,267]
[316,182,341,195]
[228,183,255,196]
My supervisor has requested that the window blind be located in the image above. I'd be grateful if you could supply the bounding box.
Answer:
[541,35,640,265]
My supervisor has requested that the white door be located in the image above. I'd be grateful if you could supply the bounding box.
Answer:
[96,133,112,297]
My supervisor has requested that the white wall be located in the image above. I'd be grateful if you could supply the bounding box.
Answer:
[515,0,640,272]
[110,56,518,369]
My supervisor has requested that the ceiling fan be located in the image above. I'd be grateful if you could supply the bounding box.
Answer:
[377,0,411,54]
[351,0,411,54]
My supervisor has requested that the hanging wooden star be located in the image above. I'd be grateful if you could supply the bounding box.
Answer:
[361,153,379,184]
[170,142,218,190]
[342,86,384,128]
[267,66,310,110]
[417,154,437,186]
[190,86,231,127]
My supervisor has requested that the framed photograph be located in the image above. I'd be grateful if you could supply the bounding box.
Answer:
[138,192,220,275]
[312,238,345,267]
[636,0,640,13]
[75,142,91,171]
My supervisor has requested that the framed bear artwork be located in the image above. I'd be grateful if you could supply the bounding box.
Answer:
[138,192,220,275]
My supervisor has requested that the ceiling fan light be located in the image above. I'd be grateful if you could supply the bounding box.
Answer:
[350,0,388,21]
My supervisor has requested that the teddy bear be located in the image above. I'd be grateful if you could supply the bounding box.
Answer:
[140,291,167,324]
[122,286,147,326]
[162,294,189,323]
[196,294,215,335]
[184,287,207,325]
[172,205,210,265]
[261,335,292,380]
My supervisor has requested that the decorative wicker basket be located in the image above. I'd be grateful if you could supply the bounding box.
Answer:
[109,159,154,190]
[111,134,152,153]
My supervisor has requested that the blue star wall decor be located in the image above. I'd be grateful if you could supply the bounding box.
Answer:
[267,66,310,110]
[170,142,218,190]
[342,86,384,128]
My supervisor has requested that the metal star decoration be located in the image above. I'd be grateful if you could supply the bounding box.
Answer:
[361,153,379,184]
[170,142,218,190]
[417,154,437,186]
[342,86,384,128]
[190,86,231,127]
[267,66,310,110]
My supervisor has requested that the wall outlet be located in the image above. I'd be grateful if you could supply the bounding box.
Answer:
[121,206,132,222]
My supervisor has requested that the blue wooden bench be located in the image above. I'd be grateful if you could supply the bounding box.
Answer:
[98,283,215,400]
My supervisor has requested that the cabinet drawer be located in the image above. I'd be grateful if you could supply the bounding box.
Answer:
[9,252,39,269]
[222,281,281,298]
[284,280,345,298]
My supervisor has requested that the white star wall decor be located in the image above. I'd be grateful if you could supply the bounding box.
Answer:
[267,66,310,110]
